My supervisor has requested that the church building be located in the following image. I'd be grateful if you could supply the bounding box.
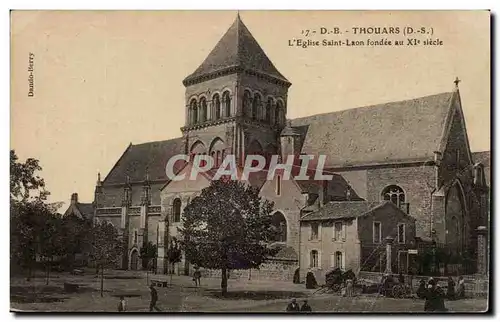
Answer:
[88,15,490,279]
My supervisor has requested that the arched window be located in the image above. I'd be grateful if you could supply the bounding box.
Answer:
[275,101,284,126]
[173,198,182,223]
[276,175,282,196]
[243,90,252,118]
[216,151,221,167]
[252,93,261,120]
[213,94,221,120]
[199,97,207,122]
[271,211,287,242]
[310,250,319,268]
[381,185,405,208]
[211,151,216,167]
[222,91,231,117]
[445,183,465,252]
[265,98,272,123]
[190,99,198,124]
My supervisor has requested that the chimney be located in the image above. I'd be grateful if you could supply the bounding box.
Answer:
[71,193,78,205]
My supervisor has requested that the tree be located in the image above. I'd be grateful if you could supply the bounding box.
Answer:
[90,221,122,297]
[140,241,157,284]
[179,180,277,296]
[60,215,92,269]
[38,212,65,285]
[10,151,54,280]
[10,150,48,202]
[167,238,182,283]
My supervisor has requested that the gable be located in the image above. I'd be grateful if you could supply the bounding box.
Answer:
[438,92,475,184]
[291,92,453,167]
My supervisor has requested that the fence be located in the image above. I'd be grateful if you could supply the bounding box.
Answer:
[359,242,477,276]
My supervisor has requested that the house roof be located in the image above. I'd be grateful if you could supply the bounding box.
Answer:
[301,201,379,221]
[291,92,454,168]
[472,151,491,186]
[183,14,289,85]
[63,202,94,221]
[103,138,185,185]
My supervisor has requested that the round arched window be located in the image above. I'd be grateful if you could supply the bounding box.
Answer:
[381,185,405,207]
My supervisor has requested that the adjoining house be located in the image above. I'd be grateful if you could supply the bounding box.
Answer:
[300,201,416,284]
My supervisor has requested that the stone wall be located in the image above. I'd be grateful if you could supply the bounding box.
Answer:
[366,164,436,239]
[201,260,299,282]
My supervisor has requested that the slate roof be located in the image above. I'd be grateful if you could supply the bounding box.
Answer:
[103,138,184,185]
[183,14,289,85]
[77,203,94,218]
[301,201,380,221]
[63,202,94,221]
[291,92,454,168]
[472,151,491,186]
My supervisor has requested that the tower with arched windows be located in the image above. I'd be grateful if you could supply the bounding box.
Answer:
[180,14,291,166]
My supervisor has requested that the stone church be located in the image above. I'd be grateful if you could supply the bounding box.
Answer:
[87,15,490,279]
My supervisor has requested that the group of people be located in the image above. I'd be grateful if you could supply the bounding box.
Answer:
[415,276,466,312]
[117,284,162,312]
[286,298,312,312]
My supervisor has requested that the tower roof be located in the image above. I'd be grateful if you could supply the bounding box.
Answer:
[183,14,290,86]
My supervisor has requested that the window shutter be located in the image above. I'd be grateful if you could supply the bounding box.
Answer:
[332,225,336,241]
[342,252,346,270]
[330,254,335,268]
[318,250,322,269]
[318,223,322,241]
[342,223,347,241]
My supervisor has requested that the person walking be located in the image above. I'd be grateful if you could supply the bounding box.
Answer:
[149,284,161,312]
[117,296,126,312]
[447,277,456,300]
[300,300,312,312]
[286,298,300,312]
[193,266,202,287]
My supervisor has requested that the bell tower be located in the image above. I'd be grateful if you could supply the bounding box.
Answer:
[181,13,291,166]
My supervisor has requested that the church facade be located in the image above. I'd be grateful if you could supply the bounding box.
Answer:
[90,15,490,279]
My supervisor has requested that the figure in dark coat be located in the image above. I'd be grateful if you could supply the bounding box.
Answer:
[416,279,427,299]
[286,298,300,312]
[149,285,161,312]
[306,271,318,289]
[447,277,456,300]
[300,300,312,312]
[424,279,447,312]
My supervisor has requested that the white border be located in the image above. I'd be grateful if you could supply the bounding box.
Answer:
[3,1,498,322]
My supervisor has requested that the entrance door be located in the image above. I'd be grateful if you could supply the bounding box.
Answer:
[130,250,139,270]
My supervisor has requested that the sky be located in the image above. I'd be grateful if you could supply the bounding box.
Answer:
[10,10,490,206]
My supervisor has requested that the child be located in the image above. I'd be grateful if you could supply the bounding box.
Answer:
[118,296,126,312]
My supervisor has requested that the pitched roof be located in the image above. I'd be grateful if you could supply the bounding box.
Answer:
[183,15,289,85]
[63,202,94,221]
[472,151,491,185]
[291,92,454,168]
[301,201,380,221]
[103,138,184,185]
[77,203,94,217]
